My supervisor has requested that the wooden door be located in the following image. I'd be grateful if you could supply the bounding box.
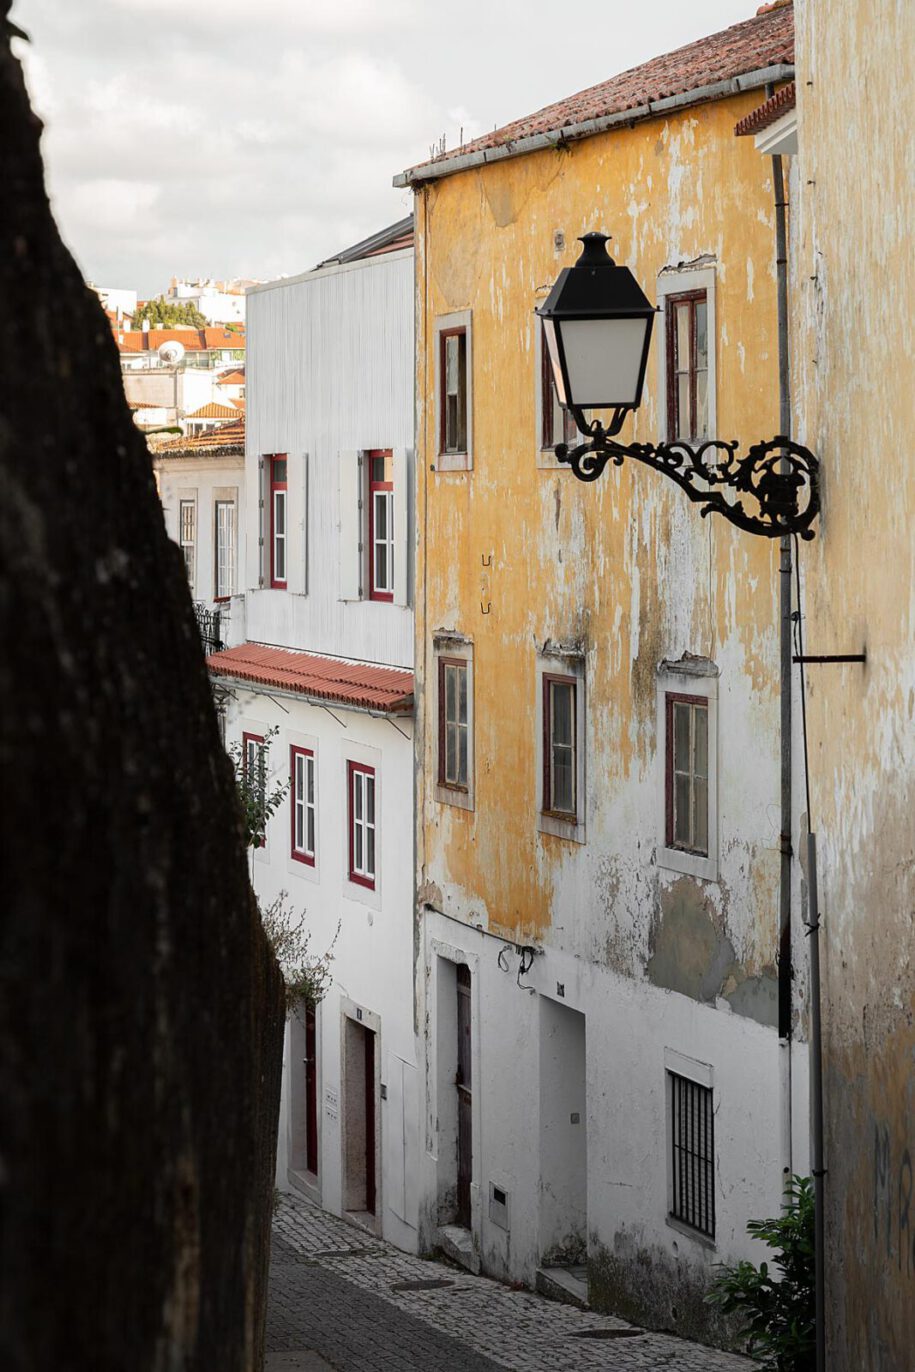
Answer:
[364,1026,376,1215]
[456,964,472,1228]
[304,1006,318,1176]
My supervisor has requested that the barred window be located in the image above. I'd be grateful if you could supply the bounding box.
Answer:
[669,1071,715,1238]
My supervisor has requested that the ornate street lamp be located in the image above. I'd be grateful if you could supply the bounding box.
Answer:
[536,233,820,540]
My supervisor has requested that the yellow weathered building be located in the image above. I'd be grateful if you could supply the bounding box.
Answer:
[398,1,809,1346]
[791,0,915,1364]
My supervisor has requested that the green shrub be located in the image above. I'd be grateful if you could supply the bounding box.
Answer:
[706,1174,814,1370]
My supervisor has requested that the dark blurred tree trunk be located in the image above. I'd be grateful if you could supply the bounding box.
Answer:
[0,13,285,1370]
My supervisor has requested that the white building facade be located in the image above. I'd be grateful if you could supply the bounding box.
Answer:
[207,223,420,1249]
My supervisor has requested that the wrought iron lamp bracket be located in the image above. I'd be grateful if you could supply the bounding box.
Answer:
[557,411,820,540]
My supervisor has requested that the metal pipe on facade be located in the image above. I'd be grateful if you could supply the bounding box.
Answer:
[771,144,794,1182]
[805,831,826,1372]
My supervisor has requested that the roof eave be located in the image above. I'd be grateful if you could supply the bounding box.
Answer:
[207,669,414,717]
[394,62,794,188]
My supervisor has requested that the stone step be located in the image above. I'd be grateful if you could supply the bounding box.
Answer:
[536,1264,590,1309]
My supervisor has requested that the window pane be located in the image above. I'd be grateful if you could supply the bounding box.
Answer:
[693,705,708,778]
[458,723,468,786]
[695,300,708,369]
[446,721,457,781]
[355,823,363,870]
[307,757,315,805]
[375,542,387,589]
[673,703,691,773]
[445,665,456,725]
[273,459,287,483]
[458,664,467,725]
[372,456,385,483]
[366,824,375,876]
[552,746,575,814]
[307,807,315,855]
[674,773,691,846]
[274,492,285,536]
[677,374,690,436]
[696,370,708,441]
[375,491,387,539]
[676,302,690,369]
[445,334,459,394]
[693,776,709,854]
[354,775,362,821]
[551,682,574,746]
[365,775,375,825]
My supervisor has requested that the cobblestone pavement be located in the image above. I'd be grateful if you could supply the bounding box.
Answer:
[267,1190,753,1372]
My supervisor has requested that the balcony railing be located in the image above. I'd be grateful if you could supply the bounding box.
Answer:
[193,602,225,654]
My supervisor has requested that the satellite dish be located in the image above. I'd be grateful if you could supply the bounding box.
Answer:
[157,339,185,364]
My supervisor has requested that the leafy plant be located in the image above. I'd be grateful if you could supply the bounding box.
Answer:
[260,890,339,1012]
[229,727,336,1009]
[228,725,288,849]
[706,1174,815,1370]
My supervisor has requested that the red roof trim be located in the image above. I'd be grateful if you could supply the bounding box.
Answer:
[207,644,414,714]
[734,80,796,135]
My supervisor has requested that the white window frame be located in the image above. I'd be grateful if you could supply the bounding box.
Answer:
[214,494,236,599]
[656,659,719,881]
[291,746,316,866]
[656,264,717,444]
[536,647,586,844]
[179,496,197,590]
[665,1047,716,1248]
[434,634,474,812]
[286,728,320,884]
[434,310,473,473]
[348,762,376,887]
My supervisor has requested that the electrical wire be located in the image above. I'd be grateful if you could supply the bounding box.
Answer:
[792,531,813,834]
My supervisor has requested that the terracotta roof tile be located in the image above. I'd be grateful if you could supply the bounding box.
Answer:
[116,326,246,354]
[151,417,245,457]
[207,643,414,714]
[217,369,246,385]
[398,3,793,183]
[186,402,238,420]
[734,79,795,135]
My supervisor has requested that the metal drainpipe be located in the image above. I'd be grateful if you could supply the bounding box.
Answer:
[771,141,794,1185]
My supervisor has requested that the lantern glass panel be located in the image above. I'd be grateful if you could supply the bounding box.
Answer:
[541,318,567,405]
[558,316,649,408]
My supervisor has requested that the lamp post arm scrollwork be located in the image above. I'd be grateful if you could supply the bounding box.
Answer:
[555,417,821,541]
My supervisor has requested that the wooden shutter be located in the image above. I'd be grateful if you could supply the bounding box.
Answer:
[392,446,412,607]
[338,450,363,601]
[257,455,266,588]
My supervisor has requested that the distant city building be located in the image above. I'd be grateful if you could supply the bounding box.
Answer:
[165,277,257,325]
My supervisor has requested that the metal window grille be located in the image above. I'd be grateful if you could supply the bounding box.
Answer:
[669,1071,715,1237]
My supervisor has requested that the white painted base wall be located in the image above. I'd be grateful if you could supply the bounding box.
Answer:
[224,688,420,1253]
[417,907,809,1300]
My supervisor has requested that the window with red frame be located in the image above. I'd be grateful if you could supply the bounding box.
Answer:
[665,692,709,855]
[368,449,394,601]
[243,731,267,847]
[269,455,287,587]
[542,675,577,818]
[440,328,467,454]
[540,322,577,450]
[290,745,316,865]
[666,291,709,441]
[347,762,376,889]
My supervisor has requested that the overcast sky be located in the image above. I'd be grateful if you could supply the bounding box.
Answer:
[12,0,756,296]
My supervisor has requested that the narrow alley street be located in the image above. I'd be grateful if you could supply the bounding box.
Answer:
[266,1192,753,1372]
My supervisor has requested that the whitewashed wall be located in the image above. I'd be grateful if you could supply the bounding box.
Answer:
[223,690,419,1253]
[244,249,414,669]
[157,455,246,645]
